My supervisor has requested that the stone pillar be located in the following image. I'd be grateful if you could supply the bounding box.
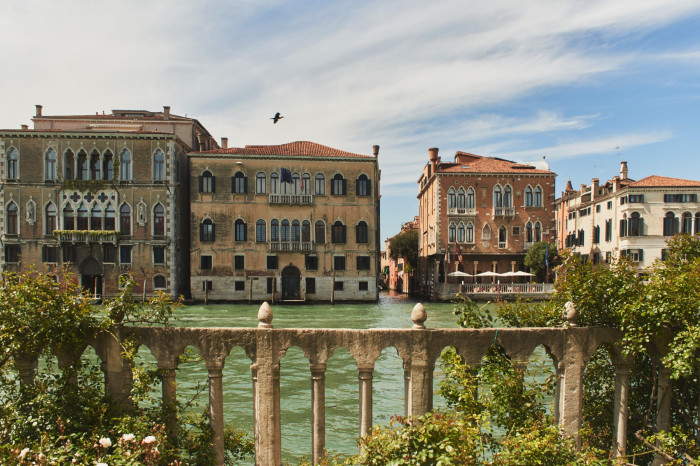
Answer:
[358,364,374,438]
[310,363,326,464]
[255,302,282,465]
[403,361,411,417]
[653,365,672,465]
[101,327,133,409]
[206,359,225,465]
[159,359,179,444]
[612,362,632,458]
[14,355,38,388]
[558,334,585,448]
[408,358,434,417]
[553,361,563,425]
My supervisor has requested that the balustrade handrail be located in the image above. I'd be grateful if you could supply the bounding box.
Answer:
[269,193,313,205]
[53,230,120,243]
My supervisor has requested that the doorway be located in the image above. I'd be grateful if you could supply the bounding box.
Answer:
[281,265,301,300]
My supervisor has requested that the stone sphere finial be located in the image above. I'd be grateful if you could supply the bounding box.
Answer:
[411,303,427,329]
[258,301,273,328]
[563,301,579,327]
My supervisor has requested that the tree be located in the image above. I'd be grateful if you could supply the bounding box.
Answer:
[388,229,419,269]
[523,241,558,282]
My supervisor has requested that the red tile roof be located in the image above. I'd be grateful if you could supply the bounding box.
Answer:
[195,141,373,158]
[628,175,700,188]
[438,152,554,175]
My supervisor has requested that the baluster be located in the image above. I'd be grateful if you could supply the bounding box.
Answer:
[255,302,282,465]
[612,361,632,458]
[159,358,179,444]
[311,363,326,464]
[408,303,433,417]
[358,364,374,438]
[206,359,225,465]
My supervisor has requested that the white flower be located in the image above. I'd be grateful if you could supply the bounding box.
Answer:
[19,448,30,458]
[97,463,108,466]
[98,437,112,448]
[121,433,135,442]
[142,435,157,444]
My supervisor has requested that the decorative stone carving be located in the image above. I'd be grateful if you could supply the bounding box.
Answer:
[25,197,36,224]
[411,303,427,329]
[563,300,579,327]
[258,301,273,328]
[136,198,147,226]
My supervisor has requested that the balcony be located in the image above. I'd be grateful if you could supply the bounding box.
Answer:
[447,207,476,217]
[269,194,313,205]
[269,241,314,252]
[494,207,515,217]
[54,230,120,244]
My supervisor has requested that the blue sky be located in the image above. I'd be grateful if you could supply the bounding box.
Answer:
[2,0,700,239]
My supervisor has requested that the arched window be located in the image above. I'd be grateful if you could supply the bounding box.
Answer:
[356,221,368,244]
[270,220,280,242]
[256,219,266,242]
[120,204,131,235]
[466,222,474,243]
[64,149,75,180]
[315,220,325,244]
[332,221,346,243]
[332,174,346,195]
[103,150,113,181]
[90,149,101,180]
[534,221,542,242]
[696,213,700,235]
[77,203,88,230]
[498,226,507,248]
[45,203,57,234]
[77,150,88,180]
[302,173,311,195]
[105,204,115,230]
[256,172,266,194]
[526,222,533,243]
[153,275,167,290]
[493,185,503,208]
[447,188,456,210]
[153,204,165,236]
[356,174,371,196]
[45,148,57,180]
[7,148,18,179]
[682,212,693,234]
[6,202,18,235]
[448,222,456,242]
[534,186,543,206]
[629,212,643,236]
[291,220,300,242]
[315,174,325,195]
[232,171,247,194]
[482,224,491,241]
[235,219,247,241]
[200,170,214,193]
[302,220,311,242]
[90,205,102,231]
[270,172,279,194]
[281,220,290,242]
[504,185,512,208]
[457,188,466,211]
[292,173,300,194]
[119,149,131,181]
[200,218,215,242]
[663,212,678,236]
[524,186,533,207]
[466,187,475,209]
[153,149,165,181]
[457,222,465,242]
[63,205,74,230]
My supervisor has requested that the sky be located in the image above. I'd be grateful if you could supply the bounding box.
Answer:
[2,0,700,239]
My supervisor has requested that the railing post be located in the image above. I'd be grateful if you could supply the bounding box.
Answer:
[612,361,632,458]
[158,358,179,445]
[653,365,672,465]
[408,304,433,417]
[206,359,225,465]
[311,363,326,464]
[14,355,38,388]
[255,302,282,465]
[559,329,585,449]
[358,364,374,438]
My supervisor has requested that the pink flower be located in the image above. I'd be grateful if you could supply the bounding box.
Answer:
[19,448,30,459]
[121,433,135,442]
[98,437,112,448]
[143,435,157,444]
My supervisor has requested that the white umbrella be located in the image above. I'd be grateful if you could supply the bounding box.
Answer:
[476,271,502,277]
[448,271,472,277]
[511,271,535,277]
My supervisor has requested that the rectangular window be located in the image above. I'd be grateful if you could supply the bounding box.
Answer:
[62,245,76,263]
[267,255,278,270]
[628,194,643,203]
[234,255,245,270]
[267,277,274,293]
[119,245,132,264]
[334,255,346,271]
[42,245,59,263]
[356,255,371,270]
[605,219,612,242]
[359,281,369,291]
[607,201,612,210]
[200,255,212,270]
[202,280,213,291]
[103,245,117,263]
[333,281,344,291]
[596,205,601,212]
[620,196,627,205]
[305,255,318,270]
[153,246,166,264]
[234,281,245,291]
[512,226,520,235]
[5,245,21,262]
[306,277,316,294]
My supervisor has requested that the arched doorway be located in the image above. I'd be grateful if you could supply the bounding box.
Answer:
[281,265,301,300]
[80,257,103,298]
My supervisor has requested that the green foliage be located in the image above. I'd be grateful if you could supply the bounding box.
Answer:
[61,178,109,193]
[523,241,558,282]
[452,294,494,328]
[389,230,419,269]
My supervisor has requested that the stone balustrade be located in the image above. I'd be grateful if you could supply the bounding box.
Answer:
[12,303,674,466]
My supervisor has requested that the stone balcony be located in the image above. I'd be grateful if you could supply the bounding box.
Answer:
[494,207,515,217]
[53,230,120,244]
[269,241,314,252]
[269,194,313,205]
[446,207,476,217]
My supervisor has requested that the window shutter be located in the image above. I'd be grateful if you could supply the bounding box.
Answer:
[639,249,644,262]
[243,177,248,193]
[198,176,203,193]
[355,178,359,195]
[199,223,204,242]
[41,246,47,262]
[211,224,216,242]
[367,180,371,196]
[619,220,625,237]
[342,225,346,243]
[231,176,235,193]
[356,224,360,242]
[342,179,347,195]
[211,176,216,193]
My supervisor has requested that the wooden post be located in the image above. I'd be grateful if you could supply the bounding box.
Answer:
[331,272,335,304]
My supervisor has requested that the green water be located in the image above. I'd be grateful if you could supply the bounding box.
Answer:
[164,291,461,463]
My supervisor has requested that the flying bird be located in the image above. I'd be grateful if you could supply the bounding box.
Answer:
[271,112,284,124]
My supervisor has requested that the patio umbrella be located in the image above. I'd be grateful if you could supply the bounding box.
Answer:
[511,270,535,283]
[476,271,502,283]
[448,271,472,277]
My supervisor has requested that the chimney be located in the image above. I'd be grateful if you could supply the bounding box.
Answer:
[591,178,599,200]
[373,145,380,157]
[620,161,628,180]
[429,147,439,174]
[21,124,28,130]
[221,137,228,149]
[35,105,43,117]
[197,134,205,151]
[613,176,621,192]
[163,106,171,120]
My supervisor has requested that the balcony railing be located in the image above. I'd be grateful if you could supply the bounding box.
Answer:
[269,194,313,205]
[53,230,120,244]
[498,241,507,249]
[494,207,515,217]
[446,207,476,216]
[269,241,313,252]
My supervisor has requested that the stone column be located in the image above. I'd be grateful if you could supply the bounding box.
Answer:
[358,364,374,438]
[408,303,432,417]
[553,361,563,425]
[403,361,411,417]
[558,336,585,448]
[14,355,38,388]
[310,363,326,464]
[100,326,133,409]
[159,359,179,444]
[255,303,282,465]
[612,362,632,458]
[206,359,225,465]
[653,365,672,465]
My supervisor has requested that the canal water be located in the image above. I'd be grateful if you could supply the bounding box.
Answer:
[158,291,462,463]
